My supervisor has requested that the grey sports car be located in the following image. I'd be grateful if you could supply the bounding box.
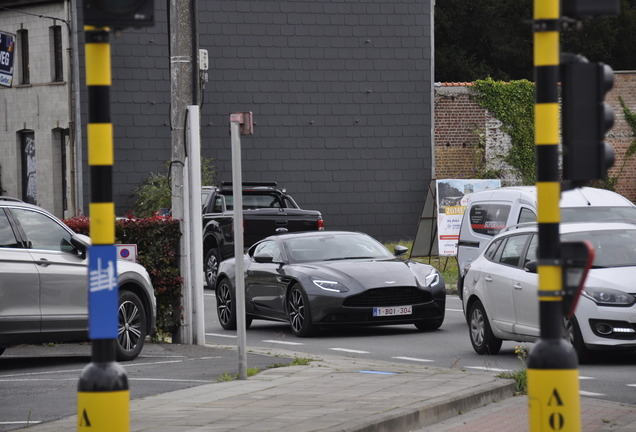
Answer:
[215,231,446,337]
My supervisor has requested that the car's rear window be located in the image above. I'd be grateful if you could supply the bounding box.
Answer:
[469,204,511,236]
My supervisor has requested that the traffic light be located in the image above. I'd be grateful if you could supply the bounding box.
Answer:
[562,0,620,17]
[83,0,154,29]
[561,53,615,185]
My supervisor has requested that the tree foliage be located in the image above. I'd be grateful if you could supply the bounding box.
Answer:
[435,0,636,82]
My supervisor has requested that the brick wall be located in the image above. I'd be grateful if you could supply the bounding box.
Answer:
[435,76,636,203]
[434,85,485,179]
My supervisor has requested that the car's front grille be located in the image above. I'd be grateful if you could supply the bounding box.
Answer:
[343,287,432,307]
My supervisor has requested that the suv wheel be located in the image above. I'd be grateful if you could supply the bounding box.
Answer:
[117,291,147,361]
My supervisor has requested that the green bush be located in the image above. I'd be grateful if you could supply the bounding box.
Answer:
[63,215,182,337]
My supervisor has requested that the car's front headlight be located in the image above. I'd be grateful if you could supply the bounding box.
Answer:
[425,269,440,287]
[581,287,636,307]
[311,278,349,293]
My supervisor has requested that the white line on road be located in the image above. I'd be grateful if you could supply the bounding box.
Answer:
[205,333,237,338]
[392,356,434,363]
[262,340,304,345]
[627,384,636,387]
[465,366,512,373]
[0,422,42,425]
[580,390,606,397]
[446,309,464,312]
[330,348,370,354]
[579,376,595,380]
[130,378,214,383]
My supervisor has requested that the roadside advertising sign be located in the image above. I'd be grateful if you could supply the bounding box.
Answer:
[0,31,15,88]
[436,179,501,256]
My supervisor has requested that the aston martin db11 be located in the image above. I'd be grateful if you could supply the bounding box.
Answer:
[215,231,446,337]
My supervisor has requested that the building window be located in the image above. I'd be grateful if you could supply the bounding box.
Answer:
[20,131,36,204]
[17,29,29,85]
[50,26,63,82]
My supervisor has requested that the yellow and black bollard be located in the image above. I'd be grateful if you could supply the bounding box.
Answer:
[77,26,129,432]
[528,1,580,431]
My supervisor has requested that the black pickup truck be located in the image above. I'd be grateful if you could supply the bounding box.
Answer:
[203,182,324,287]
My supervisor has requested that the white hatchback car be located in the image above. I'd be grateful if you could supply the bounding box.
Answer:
[463,222,636,363]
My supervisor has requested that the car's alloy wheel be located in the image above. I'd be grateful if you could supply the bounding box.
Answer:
[205,248,220,289]
[469,300,502,355]
[288,285,316,337]
[117,291,147,362]
[563,316,592,364]
[217,278,237,330]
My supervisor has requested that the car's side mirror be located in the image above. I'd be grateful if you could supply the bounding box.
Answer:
[524,260,538,273]
[70,235,89,260]
[254,253,274,263]
[394,245,409,257]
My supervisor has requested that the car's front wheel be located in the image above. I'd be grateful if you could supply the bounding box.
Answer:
[288,285,316,337]
[563,316,592,364]
[468,299,502,355]
[205,248,221,289]
[216,278,237,330]
[117,291,147,362]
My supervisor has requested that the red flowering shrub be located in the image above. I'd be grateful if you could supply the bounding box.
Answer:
[63,214,182,336]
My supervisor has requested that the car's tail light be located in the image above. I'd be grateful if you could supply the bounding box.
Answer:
[317,217,324,231]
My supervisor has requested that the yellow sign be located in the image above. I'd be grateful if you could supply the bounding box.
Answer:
[78,391,129,431]
[444,206,466,216]
[528,369,580,431]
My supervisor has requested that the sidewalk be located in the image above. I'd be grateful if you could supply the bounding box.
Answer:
[20,345,636,432]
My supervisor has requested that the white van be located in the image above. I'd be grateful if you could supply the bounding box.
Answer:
[456,186,636,298]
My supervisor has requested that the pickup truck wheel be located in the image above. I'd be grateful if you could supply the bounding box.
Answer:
[116,291,147,362]
[205,248,221,289]
[216,278,237,330]
[288,285,316,337]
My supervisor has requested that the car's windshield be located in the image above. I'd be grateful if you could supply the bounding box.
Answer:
[562,229,636,268]
[283,233,394,263]
[562,206,636,223]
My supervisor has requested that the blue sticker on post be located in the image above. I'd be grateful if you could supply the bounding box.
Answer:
[88,245,119,339]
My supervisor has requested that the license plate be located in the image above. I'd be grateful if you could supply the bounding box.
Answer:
[373,306,412,317]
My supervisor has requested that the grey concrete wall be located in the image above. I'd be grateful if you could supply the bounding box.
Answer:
[84,0,433,242]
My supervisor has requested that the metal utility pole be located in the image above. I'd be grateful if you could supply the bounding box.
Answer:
[229,112,254,380]
[528,1,580,430]
[169,0,200,344]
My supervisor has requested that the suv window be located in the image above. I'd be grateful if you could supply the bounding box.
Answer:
[0,209,19,248]
[469,204,511,236]
[12,208,75,252]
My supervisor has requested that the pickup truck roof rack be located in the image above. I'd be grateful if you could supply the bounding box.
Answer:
[220,181,278,191]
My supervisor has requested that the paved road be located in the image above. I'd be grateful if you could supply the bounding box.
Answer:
[0,342,292,431]
[204,292,636,405]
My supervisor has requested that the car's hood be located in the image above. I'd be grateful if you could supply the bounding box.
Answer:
[294,259,432,290]
[587,267,636,293]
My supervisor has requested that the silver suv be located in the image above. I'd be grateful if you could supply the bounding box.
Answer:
[0,197,156,361]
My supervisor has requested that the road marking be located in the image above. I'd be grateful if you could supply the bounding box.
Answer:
[130,378,214,383]
[627,384,636,387]
[580,390,606,397]
[205,333,237,338]
[330,348,370,354]
[392,356,434,363]
[446,308,464,312]
[0,422,42,425]
[579,376,595,380]
[465,366,512,373]
[262,340,304,345]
